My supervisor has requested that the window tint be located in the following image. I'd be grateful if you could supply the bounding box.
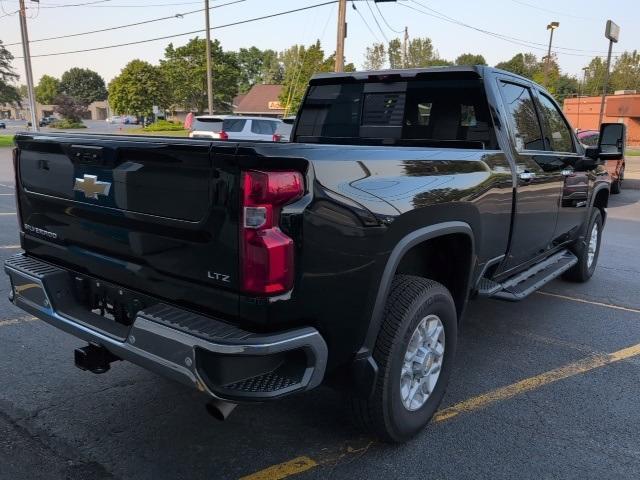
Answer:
[251,119,278,135]
[537,94,574,152]
[499,82,544,151]
[192,118,222,132]
[222,118,246,132]
[295,79,496,149]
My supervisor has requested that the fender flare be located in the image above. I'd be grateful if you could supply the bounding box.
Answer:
[590,183,610,225]
[351,221,475,398]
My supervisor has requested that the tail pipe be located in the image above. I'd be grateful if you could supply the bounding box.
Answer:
[205,399,238,421]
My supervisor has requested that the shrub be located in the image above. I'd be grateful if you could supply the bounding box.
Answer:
[49,119,86,129]
[143,120,184,132]
[52,93,87,123]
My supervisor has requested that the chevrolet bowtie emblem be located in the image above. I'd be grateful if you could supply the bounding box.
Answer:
[73,174,111,199]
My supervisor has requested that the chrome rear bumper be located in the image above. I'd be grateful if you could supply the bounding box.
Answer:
[4,254,327,401]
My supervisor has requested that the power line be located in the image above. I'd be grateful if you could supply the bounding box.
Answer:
[509,0,599,22]
[373,0,403,34]
[403,0,620,59]
[364,0,389,43]
[13,1,338,59]
[351,2,382,44]
[411,0,619,55]
[4,0,243,46]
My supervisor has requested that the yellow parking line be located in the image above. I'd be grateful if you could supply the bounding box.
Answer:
[433,342,640,422]
[0,212,16,216]
[0,193,13,196]
[537,291,640,315]
[0,245,20,249]
[241,341,640,480]
[239,456,318,480]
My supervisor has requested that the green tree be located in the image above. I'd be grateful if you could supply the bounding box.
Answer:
[278,40,354,115]
[610,50,640,92]
[495,53,540,79]
[0,41,20,105]
[53,93,87,122]
[237,47,282,92]
[364,43,386,70]
[582,57,608,96]
[160,37,240,113]
[554,74,579,103]
[35,75,60,104]
[388,38,403,69]
[59,68,107,105]
[455,53,487,66]
[385,37,448,69]
[108,60,169,116]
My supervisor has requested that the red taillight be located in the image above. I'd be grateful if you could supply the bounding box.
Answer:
[272,134,282,142]
[240,170,304,296]
[217,130,229,140]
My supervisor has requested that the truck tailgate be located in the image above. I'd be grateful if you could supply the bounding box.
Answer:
[14,134,241,319]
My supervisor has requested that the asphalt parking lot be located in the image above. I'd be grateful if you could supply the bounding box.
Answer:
[1,147,640,480]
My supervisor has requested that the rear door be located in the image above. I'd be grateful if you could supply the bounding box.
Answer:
[494,78,564,274]
[16,135,241,318]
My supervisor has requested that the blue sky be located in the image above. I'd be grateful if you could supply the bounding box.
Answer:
[0,0,638,85]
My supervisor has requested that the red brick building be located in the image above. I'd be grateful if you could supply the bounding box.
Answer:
[563,92,640,146]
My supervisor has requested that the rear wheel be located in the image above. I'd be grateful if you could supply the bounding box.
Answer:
[350,275,457,443]
[563,208,602,282]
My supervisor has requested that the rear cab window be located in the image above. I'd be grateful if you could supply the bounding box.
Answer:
[294,76,498,149]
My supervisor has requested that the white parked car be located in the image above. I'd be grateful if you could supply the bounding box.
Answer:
[106,115,122,124]
[189,115,286,141]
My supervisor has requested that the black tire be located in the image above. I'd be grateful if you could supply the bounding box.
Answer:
[611,168,623,194]
[350,275,457,443]
[563,208,603,282]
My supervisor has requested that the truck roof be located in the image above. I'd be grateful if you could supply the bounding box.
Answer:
[310,65,533,86]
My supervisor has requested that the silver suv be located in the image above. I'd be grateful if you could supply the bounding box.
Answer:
[189,115,287,142]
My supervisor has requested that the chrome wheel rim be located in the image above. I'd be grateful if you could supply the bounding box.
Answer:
[400,314,445,411]
[587,222,598,268]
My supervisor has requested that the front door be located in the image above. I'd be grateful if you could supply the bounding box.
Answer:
[533,90,589,243]
[494,79,564,275]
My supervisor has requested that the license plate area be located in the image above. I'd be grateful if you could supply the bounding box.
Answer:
[52,274,156,341]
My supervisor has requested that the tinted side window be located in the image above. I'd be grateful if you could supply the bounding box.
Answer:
[251,120,277,135]
[499,82,544,151]
[537,93,575,152]
[223,119,246,132]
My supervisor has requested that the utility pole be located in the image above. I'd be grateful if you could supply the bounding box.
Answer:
[18,0,38,131]
[544,21,559,88]
[335,0,347,72]
[204,0,214,114]
[402,26,409,68]
[599,20,620,126]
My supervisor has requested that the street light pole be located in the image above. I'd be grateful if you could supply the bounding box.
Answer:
[598,20,619,126]
[544,21,559,88]
[335,0,347,72]
[576,66,588,131]
[18,0,38,131]
[204,0,214,115]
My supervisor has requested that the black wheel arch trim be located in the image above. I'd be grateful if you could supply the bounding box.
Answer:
[351,221,475,398]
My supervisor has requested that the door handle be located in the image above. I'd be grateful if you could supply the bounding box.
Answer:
[519,171,536,181]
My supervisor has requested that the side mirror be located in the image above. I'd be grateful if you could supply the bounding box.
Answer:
[598,123,626,160]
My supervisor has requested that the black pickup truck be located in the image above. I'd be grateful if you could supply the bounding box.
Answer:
[4,66,625,442]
